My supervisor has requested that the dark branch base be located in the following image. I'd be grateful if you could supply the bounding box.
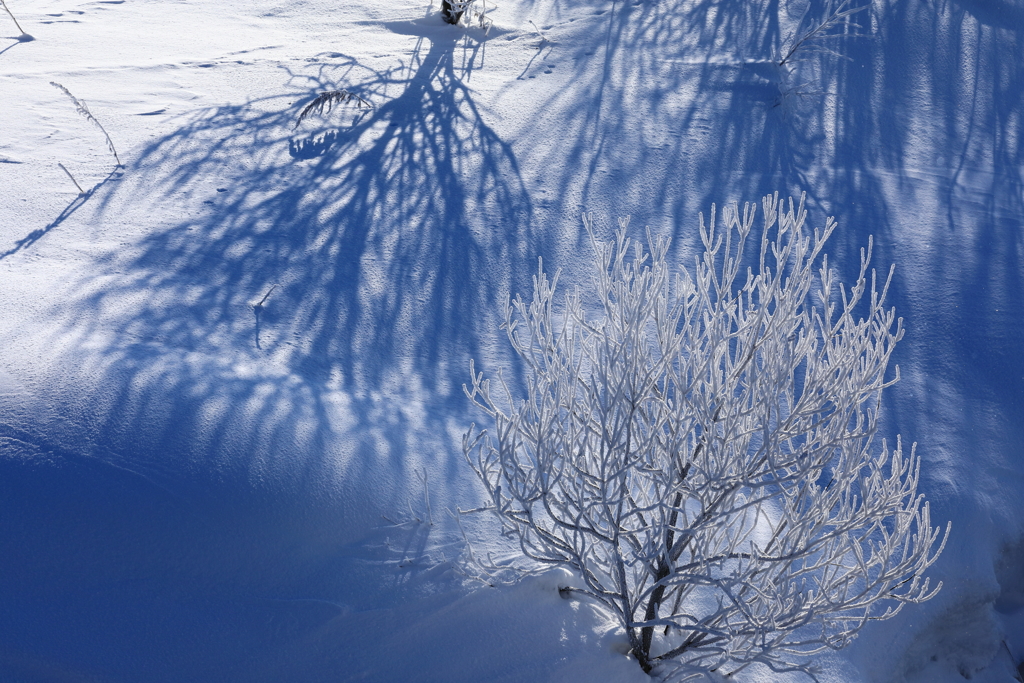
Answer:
[440,0,464,24]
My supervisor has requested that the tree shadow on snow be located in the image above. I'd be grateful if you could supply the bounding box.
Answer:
[0,22,538,683]
[509,0,848,264]
[39,20,536,504]
[83,28,531,399]
[819,0,1024,529]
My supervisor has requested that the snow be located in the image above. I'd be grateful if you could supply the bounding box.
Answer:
[0,0,1022,680]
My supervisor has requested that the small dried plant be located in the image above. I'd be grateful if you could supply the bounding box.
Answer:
[773,0,867,109]
[528,20,554,46]
[50,82,122,167]
[776,0,867,70]
[468,0,493,32]
[1,0,32,40]
[294,90,371,129]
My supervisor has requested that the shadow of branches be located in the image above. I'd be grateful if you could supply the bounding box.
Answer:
[1,168,122,259]
[76,24,533,404]
[504,0,859,262]
[0,22,536,679]
[13,19,536,574]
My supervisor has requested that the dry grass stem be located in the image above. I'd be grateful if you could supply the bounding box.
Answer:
[295,90,371,129]
[57,162,86,194]
[50,82,122,167]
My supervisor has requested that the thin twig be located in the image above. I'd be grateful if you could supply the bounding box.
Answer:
[529,20,554,45]
[1,0,28,36]
[50,82,122,167]
[57,162,85,195]
[777,0,867,68]
[254,283,278,309]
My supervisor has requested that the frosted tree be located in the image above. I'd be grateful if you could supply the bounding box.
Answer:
[463,194,948,679]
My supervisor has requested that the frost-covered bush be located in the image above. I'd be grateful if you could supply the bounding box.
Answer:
[463,194,948,679]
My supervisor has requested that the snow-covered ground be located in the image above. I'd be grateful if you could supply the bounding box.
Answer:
[0,0,1022,680]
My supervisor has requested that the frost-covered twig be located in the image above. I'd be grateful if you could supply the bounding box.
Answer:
[50,82,122,167]
[450,507,545,588]
[771,1,867,108]
[528,20,554,46]
[294,90,371,129]
[776,0,867,69]
[471,0,494,32]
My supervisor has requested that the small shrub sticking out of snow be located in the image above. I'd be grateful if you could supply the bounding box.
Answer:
[294,90,371,129]
[774,0,867,107]
[50,82,122,168]
[463,193,949,680]
[776,0,866,70]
